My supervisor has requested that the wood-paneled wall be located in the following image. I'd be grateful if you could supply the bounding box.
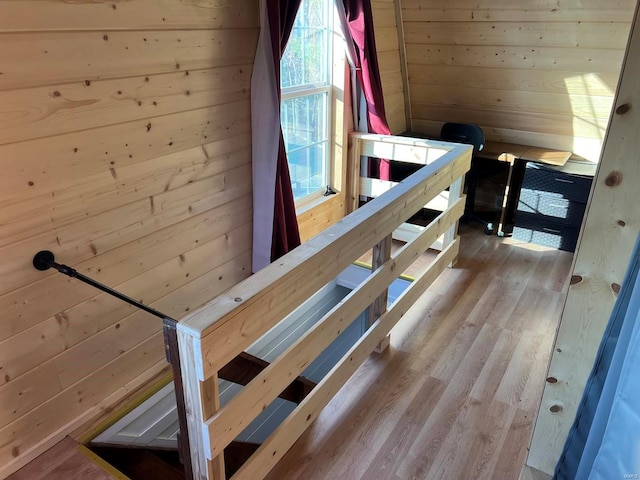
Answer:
[401,0,636,161]
[527,1,640,473]
[373,0,407,134]
[0,2,258,477]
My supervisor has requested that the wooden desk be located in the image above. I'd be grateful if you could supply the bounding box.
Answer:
[474,141,572,236]
[481,141,572,166]
[397,132,574,237]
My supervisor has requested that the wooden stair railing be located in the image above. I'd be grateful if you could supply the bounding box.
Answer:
[32,251,316,480]
[34,133,471,480]
[176,133,472,480]
[220,352,316,404]
[161,320,322,480]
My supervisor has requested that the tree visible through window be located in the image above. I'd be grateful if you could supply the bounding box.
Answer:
[281,0,333,201]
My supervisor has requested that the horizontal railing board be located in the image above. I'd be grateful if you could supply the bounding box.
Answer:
[178,141,471,380]
[360,178,451,211]
[202,199,465,459]
[230,240,460,480]
[353,132,452,164]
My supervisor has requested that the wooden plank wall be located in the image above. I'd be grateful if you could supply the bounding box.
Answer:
[401,0,636,161]
[527,0,640,473]
[373,0,407,134]
[0,1,258,477]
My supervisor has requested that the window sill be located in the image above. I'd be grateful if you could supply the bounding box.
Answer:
[295,189,340,216]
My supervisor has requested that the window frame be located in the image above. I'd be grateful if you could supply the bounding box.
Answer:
[281,0,345,210]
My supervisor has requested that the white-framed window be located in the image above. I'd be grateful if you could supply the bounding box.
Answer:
[281,0,334,202]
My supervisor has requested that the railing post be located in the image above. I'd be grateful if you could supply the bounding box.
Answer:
[163,319,194,480]
[368,234,392,352]
[443,176,464,266]
[346,135,362,214]
[176,328,226,480]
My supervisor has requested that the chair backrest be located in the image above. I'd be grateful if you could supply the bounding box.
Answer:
[440,123,485,154]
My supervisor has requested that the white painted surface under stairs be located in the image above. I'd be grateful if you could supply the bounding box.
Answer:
[91,265,411,449]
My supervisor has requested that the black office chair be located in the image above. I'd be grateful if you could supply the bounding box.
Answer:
[440,122,485,155]
[439,123,496,235]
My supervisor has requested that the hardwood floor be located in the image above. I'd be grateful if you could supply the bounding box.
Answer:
[266,223,572,480]
[7,437,115,480]
[7,225,571,480]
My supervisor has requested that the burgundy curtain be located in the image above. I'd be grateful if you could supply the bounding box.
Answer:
[268,0,303,262]
[341,0,392,180]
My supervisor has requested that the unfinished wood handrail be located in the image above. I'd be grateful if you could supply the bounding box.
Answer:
[177,133,472,479]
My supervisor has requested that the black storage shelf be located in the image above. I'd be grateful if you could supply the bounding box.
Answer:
[519,162,592,202]
[517,189,587,226]
[513,212,581,252]
[513,162,592,252]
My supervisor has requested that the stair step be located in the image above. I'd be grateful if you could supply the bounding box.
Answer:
[90,447,184,480]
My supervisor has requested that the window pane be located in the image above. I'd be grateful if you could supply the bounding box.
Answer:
[281,0,332,200]
[282,92,328,200]
[281,0,330,89]
[282,93,327,147]
[287,143,327,200]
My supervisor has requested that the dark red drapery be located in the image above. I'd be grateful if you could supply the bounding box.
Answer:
[342,0,392,180]
[267,0,303,262]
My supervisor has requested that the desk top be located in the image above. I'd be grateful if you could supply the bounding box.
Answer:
[519,146,572,166]
[399,132,573,167]
[480,141,571,167]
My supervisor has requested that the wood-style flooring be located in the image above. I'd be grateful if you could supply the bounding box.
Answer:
[7,437,115,480]
[7,224,571,480]
[266,223,572,480]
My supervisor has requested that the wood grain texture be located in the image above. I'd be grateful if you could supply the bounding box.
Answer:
[0,161,252,299]
[0,105,251,203]
[266,223,573,480]
[401,0,635,23]
[404,21,630,49]
[6,438,114,480]
[0,334,166,473]
[0,0,258,32]
[0,193,252,346]
[527,2,640,474]
[402,0,635,157]
[411,84,615,122]
[297,194,346,243]
[0,29,258,92]
[0,1,258,476]
[0,66,251,146]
